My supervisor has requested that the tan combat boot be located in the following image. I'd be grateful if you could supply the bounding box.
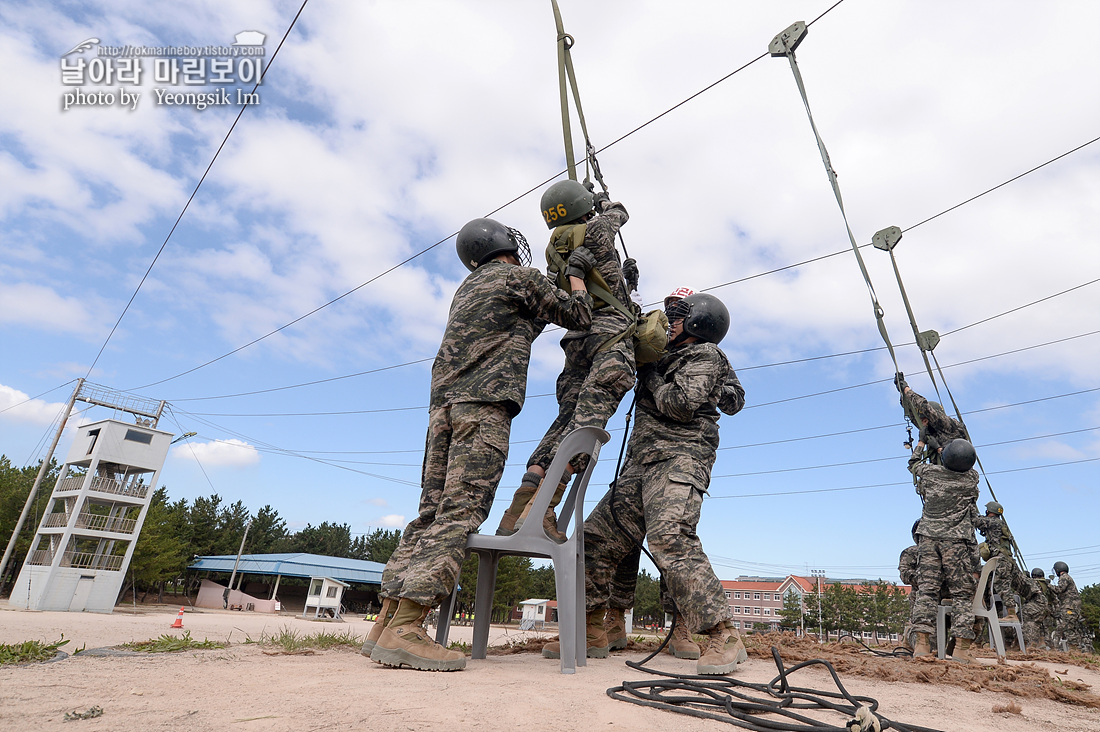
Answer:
[697,620,747,675]
[912,632,932,658]
[668,615,701,659]
[948,637,974,664]
[496,472,541,536]
[605,608,628,650]
[370,598,466,671]
[360,597,397,656]
[542,610,610,659]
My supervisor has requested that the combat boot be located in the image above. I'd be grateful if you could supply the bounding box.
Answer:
[370,598,466,671]
[360,597,397,656]
[912,632,932,658]
[542,610,610,659]
[697,620,747,675]
[668,615,701,659]
[496,472,541,536]
[948,637,974,664]
[604,608,628,650]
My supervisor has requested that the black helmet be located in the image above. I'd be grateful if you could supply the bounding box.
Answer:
[665,293,730,345]
[456,218,531,271]
[1031,568,1045,579]
[985,500,1003,515]
[911,519,921,543]
[540,180,594,229]
[1053,561,1069,576]
[941,439,976,472]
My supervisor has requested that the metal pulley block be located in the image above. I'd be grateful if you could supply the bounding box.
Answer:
[872,226,902,251]
[769,21,807,56]
[917,329,940,352]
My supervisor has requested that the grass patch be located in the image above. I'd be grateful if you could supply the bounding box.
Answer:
[0,637,70,664]
[447,639,471,654]
[64,706,103,721]
[120,630,227,653]
[244,626,361,653]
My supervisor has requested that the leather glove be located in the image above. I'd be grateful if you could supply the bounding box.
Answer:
[893,371,907,393]
[621,257,639,291]
[640,364,663,394]
[564,246,596,280]
[593,191,611,213]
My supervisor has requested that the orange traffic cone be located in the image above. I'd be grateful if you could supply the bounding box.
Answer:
[170,607,185,629]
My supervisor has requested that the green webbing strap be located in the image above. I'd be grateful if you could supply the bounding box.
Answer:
[552,0,591,186]
[769,26,902,378]
[545,233,636,351]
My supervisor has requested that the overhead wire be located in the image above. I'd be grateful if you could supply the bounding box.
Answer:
[86,0,312,378]
[0,380,77,416]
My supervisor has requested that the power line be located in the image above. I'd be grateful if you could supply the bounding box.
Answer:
[87,1,311,378]
[0,380,76,416]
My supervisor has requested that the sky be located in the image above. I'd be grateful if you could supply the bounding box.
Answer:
[1,0,1098,587]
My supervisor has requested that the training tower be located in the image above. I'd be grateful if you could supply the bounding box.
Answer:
[9,385,171,612]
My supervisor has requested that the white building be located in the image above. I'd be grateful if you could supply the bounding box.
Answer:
[10,418,171,612]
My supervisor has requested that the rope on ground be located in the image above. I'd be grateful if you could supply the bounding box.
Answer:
[608,646,944,732]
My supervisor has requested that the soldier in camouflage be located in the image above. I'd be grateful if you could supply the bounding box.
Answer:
[367,218,593,673]
[906,438,981,662]
[898,520,920,649]
[1019,567,1054,651]
[552,293,748,675]
[496,181,636,542]
[1050,562,1094,653]
[896,378,968,466]
[973,501,1022,623]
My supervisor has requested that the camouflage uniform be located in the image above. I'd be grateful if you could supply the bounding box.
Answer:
[1019,575,1054,650]
[584,341,737,636]
[898,544,919,646]
[605,370,746,616]
[973,514,1021,616]
[908,454,981,640]
[381,261,592,606]
[901,389,968,466]
[1050,572,1094,652]
[526,201,636,472]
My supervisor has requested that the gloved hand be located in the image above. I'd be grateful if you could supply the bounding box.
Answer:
[621,257,639,291]
[893,371,907,393]
[564,246,596,280]
[593,191,611,213]
[639,364,663,394]
[583,180,595,193]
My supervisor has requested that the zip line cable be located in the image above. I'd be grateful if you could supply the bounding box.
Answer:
[0,379,77,416]
[164,272,1098,405]
[85,0,311,379]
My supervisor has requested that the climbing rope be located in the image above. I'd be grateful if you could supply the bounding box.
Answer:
[611,646,944,732]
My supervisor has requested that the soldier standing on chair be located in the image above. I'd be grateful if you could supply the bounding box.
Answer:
[973,501,1022,626]
[904,437,981,663]
[363,218,593,672]
[548,293,748,676]
[496,180,636,542]
[895,376,968,466]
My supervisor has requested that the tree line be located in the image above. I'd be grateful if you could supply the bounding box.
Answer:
[779,581,910,641]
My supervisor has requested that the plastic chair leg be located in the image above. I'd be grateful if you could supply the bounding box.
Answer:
[470,550,499,660]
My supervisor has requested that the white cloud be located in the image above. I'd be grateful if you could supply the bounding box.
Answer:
[377,514,406,529]
[0,383,69,427]
[171,438,260,467]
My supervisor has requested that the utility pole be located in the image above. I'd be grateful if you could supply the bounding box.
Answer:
[224,520,252,608]
[812,569,825,643]
[0,379,83,593]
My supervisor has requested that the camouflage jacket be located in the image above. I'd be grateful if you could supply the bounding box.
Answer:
[718,370,746,416]
[898,544,919,587]
[973,514,1014,557]
[909,454,980,541]
[430,261,592,416]
[1051,573,1084,614]
[902,389,968,459]
[1020,576,1052,607]
[628,341,732,467]
[560,202,633,342]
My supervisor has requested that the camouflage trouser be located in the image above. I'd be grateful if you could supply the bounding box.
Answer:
[990,555,1020,613]
[584,454,730,635]
[608,546,640,610]
[1055,609,1094,652]
[911,537,978,640]
[380,402,510,607]
[1021,596,1051,650]
[526,331,635,472]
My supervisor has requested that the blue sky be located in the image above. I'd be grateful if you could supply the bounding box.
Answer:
[1,0,1098,587]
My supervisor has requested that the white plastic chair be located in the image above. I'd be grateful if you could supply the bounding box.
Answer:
[435,426,610,674]
[937,555,1023,659]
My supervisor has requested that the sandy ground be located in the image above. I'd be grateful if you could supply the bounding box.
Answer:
[2,602,1099,732]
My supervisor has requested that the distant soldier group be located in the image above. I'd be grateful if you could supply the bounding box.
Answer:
[896,378,1094,660]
